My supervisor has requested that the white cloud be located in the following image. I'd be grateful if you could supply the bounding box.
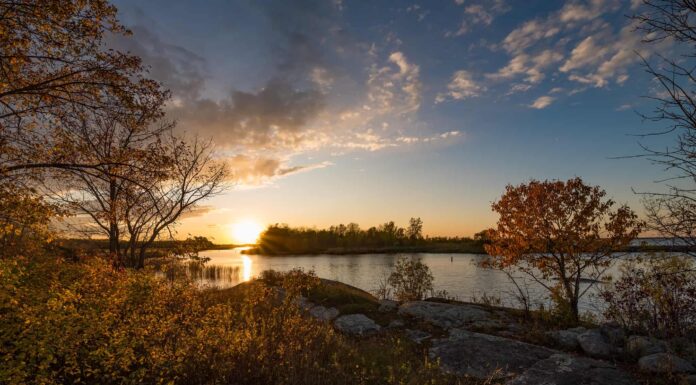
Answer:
[446,1,509,37]
[486,49,563,84]
[436,70,485,102]
[529,95,555,109]
[367,51,422,115]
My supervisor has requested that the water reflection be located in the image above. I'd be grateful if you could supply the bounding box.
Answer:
[241,255,252,282]
[186,247,664,315]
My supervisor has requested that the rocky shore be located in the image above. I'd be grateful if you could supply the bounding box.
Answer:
[296,283,696,384]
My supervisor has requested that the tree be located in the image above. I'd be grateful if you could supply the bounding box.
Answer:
[387,256,434,301]
[629,1,696,254]
[483,178,642,322]
[407,217,423,241]
[0,0,168,178]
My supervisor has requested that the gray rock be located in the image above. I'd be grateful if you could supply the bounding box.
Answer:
[404,329,432,344]
[429,329,557,379]
[546,330,581,350]
[334,314,381,336]
[577,329,614,359]
[388,319,405,328]
[469,318,506,330]
[296,296,314,310]
[625,335,667,359]
[507,353,638,385]
[638,353,696,374]
[398,301,491,329]
[378,299,399,312]
[308,305,339,321]
[600,322,626,346]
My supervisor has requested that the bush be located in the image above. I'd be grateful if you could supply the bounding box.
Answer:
[387,256,434,301]
[601,256,696,339]
[0,256,462,385]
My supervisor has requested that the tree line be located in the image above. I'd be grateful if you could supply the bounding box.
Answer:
[251,218,487,254]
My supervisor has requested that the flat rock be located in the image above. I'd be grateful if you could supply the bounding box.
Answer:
[638,353,696,374]
[398,301,491,329]
[388,319,405,328]
[429,329,557,379]
[378,299,399,312]
[577,329,614,359]
[625,335,667,359]
[404,329,432,344]
[507,353,638,385]
[308,305,339,321]
[546,329,582,350]
[334,314,381,336]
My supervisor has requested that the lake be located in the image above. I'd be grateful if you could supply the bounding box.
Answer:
[190,247,660,315]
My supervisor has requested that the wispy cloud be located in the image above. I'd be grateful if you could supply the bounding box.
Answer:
[529,95,555,109]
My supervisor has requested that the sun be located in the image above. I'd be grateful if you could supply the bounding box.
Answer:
[230,220,264,244]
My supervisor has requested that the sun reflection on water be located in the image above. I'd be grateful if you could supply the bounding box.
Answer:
[241,255,252,282]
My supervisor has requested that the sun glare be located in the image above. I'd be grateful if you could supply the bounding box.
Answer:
[231,220,264,244]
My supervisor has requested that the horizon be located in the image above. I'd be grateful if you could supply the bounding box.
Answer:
[107,0,676,243]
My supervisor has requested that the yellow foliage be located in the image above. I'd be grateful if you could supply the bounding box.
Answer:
[0,257,463,385]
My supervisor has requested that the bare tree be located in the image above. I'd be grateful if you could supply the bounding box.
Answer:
[630,1,696,253]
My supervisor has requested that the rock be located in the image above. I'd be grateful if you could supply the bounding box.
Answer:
[601,322,626,346]
[429,329,557,379]
[378,299,399,312]
[546,330,581,350]
[308,305,339,321]
[398,301,491,329]
[685,374,696,385]
[625,335,667,359]
[404,329,431,344]
[388,319,405,328]
[577,329,614,359]
[334,314,381,336]
[638,353,696,374]
[469,318,506,330]
[296,296,314,310]
[507,353,638,385]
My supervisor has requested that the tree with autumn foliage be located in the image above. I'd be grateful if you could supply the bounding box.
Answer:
[0,0,168,178]
[483,178,643,322]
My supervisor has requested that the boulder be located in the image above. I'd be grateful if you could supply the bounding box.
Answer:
[308,305,339,321]
[546,329,581,350]
[388,319,405,328]
[296,296,314,310]
[625,335,667,359]
[507,353,638,385]
[638,353,696,374]
[685,374,696,385]
[600,322,626,346]
[404,329,431,344]
[398,301,491,329]
[577,329,614,359]
[378,299,399,312]
[334,314,381,336]
[429,329,557,379]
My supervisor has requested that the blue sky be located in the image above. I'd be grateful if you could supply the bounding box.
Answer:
[109,0,675,242]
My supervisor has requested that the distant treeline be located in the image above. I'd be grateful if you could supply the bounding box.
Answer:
[56,237,236,255]
[244,219,488,255]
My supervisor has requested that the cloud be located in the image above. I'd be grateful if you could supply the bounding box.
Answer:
[367,51,422,115]
[436,70,485,102]
[486,49,563,84]
[226,154,333,186]
[529,95,555,109]
[447,1,509,37]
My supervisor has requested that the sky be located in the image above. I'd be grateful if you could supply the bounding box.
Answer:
[108,0,677,243]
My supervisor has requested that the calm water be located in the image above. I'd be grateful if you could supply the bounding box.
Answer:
[191,247,657,315]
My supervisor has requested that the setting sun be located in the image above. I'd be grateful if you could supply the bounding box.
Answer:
[230,220,264,244]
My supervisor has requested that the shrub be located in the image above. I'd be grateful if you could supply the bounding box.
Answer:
[387,256,434,301]
[601,256,696,339]
[0,256,462,385]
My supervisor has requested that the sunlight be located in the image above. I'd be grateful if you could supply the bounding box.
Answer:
[230,219,264,244]
[241,255,252,282]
